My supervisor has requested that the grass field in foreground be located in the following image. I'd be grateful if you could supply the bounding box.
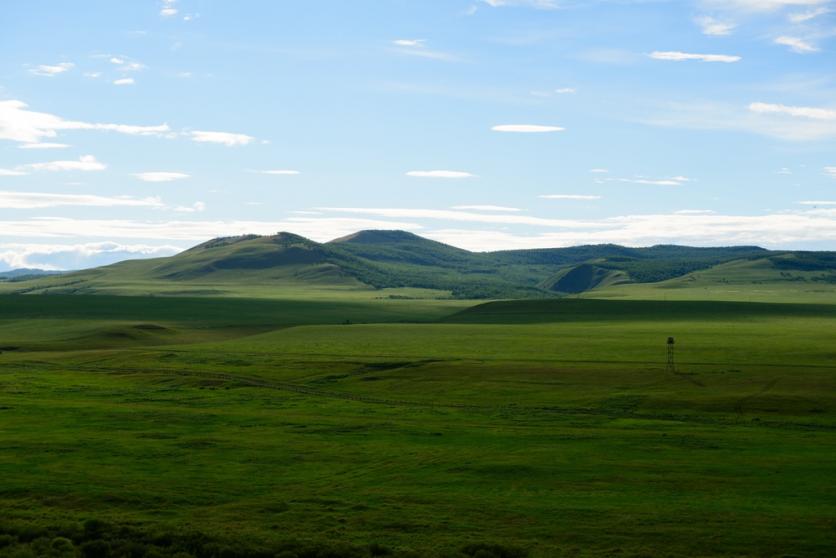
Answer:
[0,295,834,557]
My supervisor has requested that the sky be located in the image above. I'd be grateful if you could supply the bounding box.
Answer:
[1,0,835,271]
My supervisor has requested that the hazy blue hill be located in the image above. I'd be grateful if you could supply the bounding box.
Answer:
[0,269,64,281]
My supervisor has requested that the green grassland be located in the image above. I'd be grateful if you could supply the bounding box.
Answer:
[0,292,834,557]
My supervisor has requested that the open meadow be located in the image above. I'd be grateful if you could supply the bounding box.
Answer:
[1,293,834,557]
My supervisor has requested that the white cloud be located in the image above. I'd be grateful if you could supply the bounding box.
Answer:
[113,78,135,86]
[825,166,836,178]
[318,207,594,228]
[702,0,829,12]
[0,169,29,177]
[18,142,70,149]
[134,172,190,182]
[649,51,741,63]
[393,39,425,47]
[554,87,576,94]
[190,130,255,146]
[589,168,609,173]
[109,57,146,72]
[257,169,301,175]
[173,201,206,213]
[695,16,736,36]
[789,6,830,22]
[749,101,836,120]
[774,36,819,53]
[539,194,602,200]
[0,100,170,144]
[392,40,458,62]
[405,170,476,179]
[481,0,559,9]
[452,205,521,212]
[492,124,565,133]
[83,72,102,79]
[675,209,716,214]
[160,1,178,18]
[23,155,106,172]
[612,176,691,186]
[0,191,163,209]
[642,100,836,141]
[798,200,836,205]
[28,62,74,77]
[0,242,182,271]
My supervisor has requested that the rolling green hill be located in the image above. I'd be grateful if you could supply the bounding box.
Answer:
[1,230,833,300]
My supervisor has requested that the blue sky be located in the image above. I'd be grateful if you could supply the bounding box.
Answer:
[1,0,835,270]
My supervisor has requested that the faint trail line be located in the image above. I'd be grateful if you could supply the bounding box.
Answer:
[734,377,780,416]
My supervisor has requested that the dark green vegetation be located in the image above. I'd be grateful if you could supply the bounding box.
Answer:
[3,230,834,299]
[1,286,835,557]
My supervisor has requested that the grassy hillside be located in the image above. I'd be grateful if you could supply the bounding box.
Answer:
[4,230,831,300]
[588,254,836,303]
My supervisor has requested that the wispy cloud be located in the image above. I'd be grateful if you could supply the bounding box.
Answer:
[256,169,301,175]
[406,170,476,179]
[0,191,162,209]
[189,130,255,146]
[134,172,190,182]
[28,62,74,77]
[113,78,135,86]
[480,0,559,9]
[173,201,206,213]
[702,0,830,13]
[0,100,170,144]
[452,205,521,212]
[18,142,69,150]
[492,124,565,133]
[798,200,836,205]
[695,16,736,36]
[788,6,830,22]
[589,168,609,174]
[393,39,425,48]
[539,194,602,200]
[22,155,106,172]
[160,0,178,17]
[0,169,29,177]
[749,101,836,120]
[611,175,691,186]
[391,39,457,62]
[774,36,819,53]
[642,100,836,141]
[825,166,836,178]
[650,51,741,63]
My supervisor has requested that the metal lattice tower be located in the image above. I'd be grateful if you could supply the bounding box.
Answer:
[666,336,676,373]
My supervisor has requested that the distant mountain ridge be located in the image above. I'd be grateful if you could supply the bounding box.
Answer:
[2,230,833,298]
[0,268,65,281]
